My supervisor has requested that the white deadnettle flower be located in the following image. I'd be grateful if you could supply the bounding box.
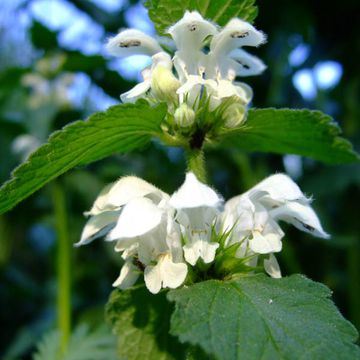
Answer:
[207,18,266,79]
[106,29,163,57]
[77,172,224,293]
[76,176,167,246]
[108,196,187,294]
[78,175,188,294]
[106,11,266,128]
[168,10,217,77]
[169,173,223,266]
[222,174,329,278]
[78,172,329,291]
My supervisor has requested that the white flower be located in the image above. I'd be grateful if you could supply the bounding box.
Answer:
[168,10,217,76]
[264,254,281,278]
[106,190,187,294]
[222,173,329,277]
[206,18,266,79]
[106,29,163,57]
[76,176,167,246]
[77,172,225,292]
[78,172,329,290]
[144,253,188,294]
[169,173,223,265]
[121,52,175,103]
[106,11,267,129]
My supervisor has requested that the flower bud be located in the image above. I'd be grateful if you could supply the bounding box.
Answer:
[174,103,196,127]
[222,102,246,128]
[151,66,180,104]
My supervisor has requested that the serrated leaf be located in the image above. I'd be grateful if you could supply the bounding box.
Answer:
[144,0,258,36]
[0,102,166,215]
[105,287,186,360]
[168,274,360,360]
[219,108,359,164]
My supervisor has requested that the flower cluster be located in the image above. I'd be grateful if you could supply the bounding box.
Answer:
[106,11,266,130]
[76,173,329,294]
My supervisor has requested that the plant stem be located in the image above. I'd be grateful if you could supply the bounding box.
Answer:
[52,179,71,353]
[185,148,207,183]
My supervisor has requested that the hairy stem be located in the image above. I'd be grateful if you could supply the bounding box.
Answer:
[185,148,207,183]
[52,180,71,353]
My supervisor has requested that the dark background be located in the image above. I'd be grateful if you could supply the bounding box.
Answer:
[0,0,359,357]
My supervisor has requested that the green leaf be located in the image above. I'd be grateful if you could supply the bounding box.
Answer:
[168,274,360,360]
[30,21,59,50]
[32,324,117,360]
[0,102,166,215]
[105,287,186,360]
[144,0,258,36]
[219,108,359,164]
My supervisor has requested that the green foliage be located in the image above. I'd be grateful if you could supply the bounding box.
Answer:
[30,21,58,51]
[219,108,359,164]
[105,286,186,360]
[168,275,360,360]
[144,0,258,35]
[32,324,117,360]
[0,102,166,215]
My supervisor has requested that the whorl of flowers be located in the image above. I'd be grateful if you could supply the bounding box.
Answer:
[106,11,266,131]
[76,173,329,294]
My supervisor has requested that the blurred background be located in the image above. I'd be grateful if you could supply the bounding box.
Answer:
[0,0,359,358]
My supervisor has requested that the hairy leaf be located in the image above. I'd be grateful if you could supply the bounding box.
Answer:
[219,108,359,164]
[145,0,258,35]
[0,102,166,215]
[105,287,186,360]
[168,274,360,360]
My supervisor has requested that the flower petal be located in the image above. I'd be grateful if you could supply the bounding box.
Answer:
[112,260,139,289]
[169,172,222,209]
[75,210,119,246]
[250,231,282,254]
[248,173,310,205]
[264,254,281,278]
[210,18,266,56]
[229,48,267,76]
[183,238,219,265]
[85,183,116,216]
[271,202,330,239]
[151,52,173,69]
[107,197,163,241]
[120,80,151,103]
[106,29,163,57]
[107,176,168,208]
[169,11,217,76]
[144,264,162,294]
[160,256,188,289]
[234,82,253,103]
[168,11,217,52]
